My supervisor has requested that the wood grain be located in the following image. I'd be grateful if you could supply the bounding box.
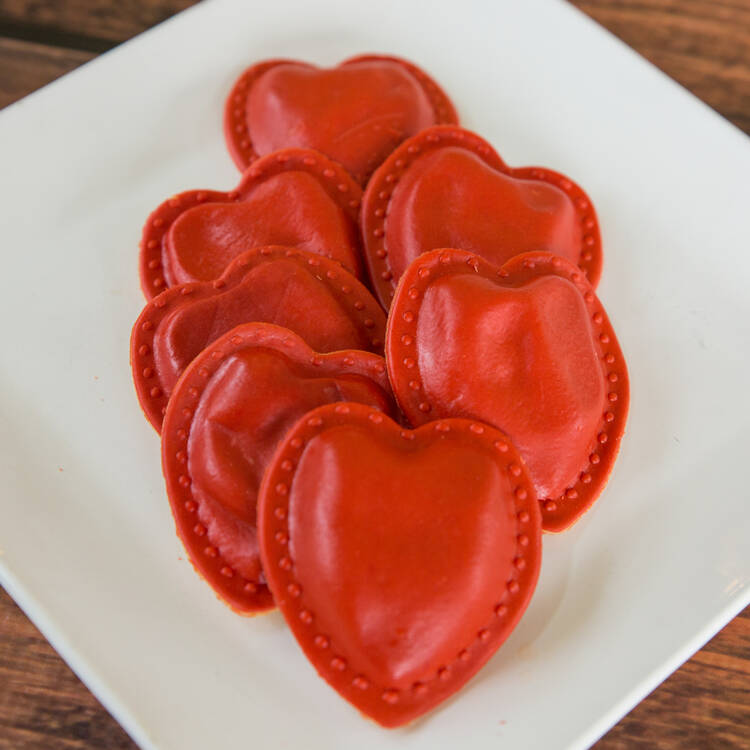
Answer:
[0,1,749,748]
[595,607,750,749]
[0,37,93,109]
[0,585,746,750]
[571,0,750,135]
[0,0,195,48]
[0,588,134,749]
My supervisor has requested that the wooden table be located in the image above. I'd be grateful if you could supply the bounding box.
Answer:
[0,1,748,747]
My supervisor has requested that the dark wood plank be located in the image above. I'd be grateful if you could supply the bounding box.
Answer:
[2,0,748,133]
[0,585,747,749]
[0,37,93,108]
[595,607,750,749]
[0,588,135,749]
[0,0,196,48]
[0,1,749,749]
[570,0,750,135]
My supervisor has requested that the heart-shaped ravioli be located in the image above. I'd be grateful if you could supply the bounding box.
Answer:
[362,126,602,306]
[386,249,628,532]
[132,246,386,432]
[162,324,395,613]
[258,402,541,727]
[139,149,363,299]
[224,55,458,184]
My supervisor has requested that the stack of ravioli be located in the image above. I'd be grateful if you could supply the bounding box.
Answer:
[130,54,629,728]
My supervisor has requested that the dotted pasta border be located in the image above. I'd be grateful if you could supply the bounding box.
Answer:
[223,59,301,171]
[257,403,542,727]
[138,148,363,300]
[340,54,458,126]
[360,125,603,308]
[223,54,459,179]
[385,248,628,533]
[131,245,387,432]
[161,323,392,615]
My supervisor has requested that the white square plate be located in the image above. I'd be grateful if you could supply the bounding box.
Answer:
[1,0,749,747]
